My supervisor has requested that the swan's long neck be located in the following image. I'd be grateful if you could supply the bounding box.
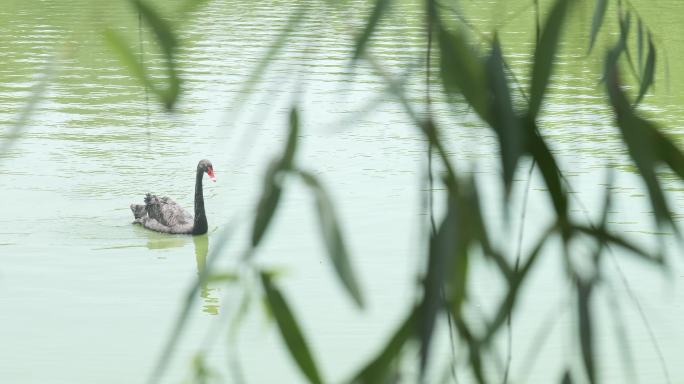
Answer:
[193,168,208,235]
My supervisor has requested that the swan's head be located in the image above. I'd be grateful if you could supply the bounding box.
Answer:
[198,159,216,182]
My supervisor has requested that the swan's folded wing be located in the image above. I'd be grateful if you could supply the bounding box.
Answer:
[145,195,193,228]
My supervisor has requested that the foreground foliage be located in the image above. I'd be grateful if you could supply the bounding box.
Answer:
[99,0,682,383]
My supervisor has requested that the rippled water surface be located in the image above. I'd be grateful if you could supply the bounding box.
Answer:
[1,0,684,383]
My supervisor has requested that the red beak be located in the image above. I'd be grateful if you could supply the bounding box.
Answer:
[207,167,216,182]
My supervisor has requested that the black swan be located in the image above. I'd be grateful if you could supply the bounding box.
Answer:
[130,159,216,235]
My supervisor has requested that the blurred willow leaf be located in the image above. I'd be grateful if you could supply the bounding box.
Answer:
[104,29,153,90]
[106,0,181,110]
[561,370,573,384]
[350,308,416,383]
[420,177,495,377]
[260,272,323,384]
[572,224,661,264]
[132,0,180,109]
[483,222,556,343]
[280,107,299,171]
[528,0,570,119]
[419,191,458,376]
[637,18,644,72]
[635,33,656,105]
[577,280,595,384]
[251,161,283,247]
[133,0,177,56]
[588,0,608,53]
[297,170,364,308]
[486,36,524,196]
[606,64,683,227]
[618,11,640,81]
[437,22,490,123]
[251,106,300,248]
[352,0,392,61]
[526,122,567,221]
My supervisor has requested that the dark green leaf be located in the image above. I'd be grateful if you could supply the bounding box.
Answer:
[577,280,595,384]
[528,0,570,118]
[131,0,180,109]
[572,225,661,264]
[619,11,640,82]
[350,308,416,383]
[465,175,512,280]
[561,369,573,384]
[635,33,656,105]
[437,23,490,123]
[133,0,177,56]
[251,162,283,247]
[280,107,299,171]
[637,18,644,72]
[588,0,608,53]
[352,0,392,61]
[486,36,524,196]
[606,67,673,225]
[483,223,556,343]
[261,273,323,384]
[251,107,302,248]
[526,121,567,221]
[656,129,684,180]
[419,193,458,376]
[104,29,153,91]
[298,171,364,308]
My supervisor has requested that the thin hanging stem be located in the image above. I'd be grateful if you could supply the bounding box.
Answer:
[138,10,151,149]
[426,2,457,382]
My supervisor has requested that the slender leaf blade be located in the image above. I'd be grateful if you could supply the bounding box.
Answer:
[588,0,608,53]
[104,29,155,92]
[261,273,323,384]
[525,120,567,221]
[528,0,570,118]
[561,370,573,384]
[486,36,524,196]
[637,18,644,72]
[251,162,283,247]
[437,23,490,124]
[350,308,416,383]
[573,225,661,264]
[280,107,299,171]
[352,0,392,61]
[298,171,364,307]
[577,281,595,384]
[131,0,180,109]
[655,129,684,181]
[419,192,458,376]
[635,33,656,105]
[606,66,673,225]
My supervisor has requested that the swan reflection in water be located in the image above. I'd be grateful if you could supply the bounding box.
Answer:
[193,234,219,315]
[134,230,220,315]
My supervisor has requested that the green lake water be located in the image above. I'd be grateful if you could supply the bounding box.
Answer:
[1,0,684,383]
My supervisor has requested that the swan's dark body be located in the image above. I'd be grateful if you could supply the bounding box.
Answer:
[130,159,215,235]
